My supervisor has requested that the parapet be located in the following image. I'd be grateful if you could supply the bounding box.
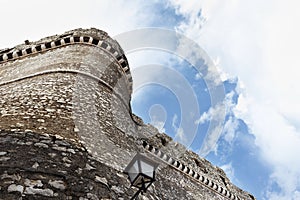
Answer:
[0,28,132,97]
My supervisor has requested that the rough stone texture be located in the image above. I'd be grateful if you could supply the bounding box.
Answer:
[0,28,255,200]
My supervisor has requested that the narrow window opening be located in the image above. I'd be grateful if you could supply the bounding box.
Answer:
[35,45,42,51]
[121,61,127,68]
[92,38,99,45]
[55,40,61,46]
[17,51,22,56]
[26,48,32,54]
[74,36,80,42]
[101,42,108,49]
[83,36,90,42]
[7,53,13,59]
[64,38,71,43]
[45,42,51,48]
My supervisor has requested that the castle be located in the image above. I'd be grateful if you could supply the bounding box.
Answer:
[0,28,255,199]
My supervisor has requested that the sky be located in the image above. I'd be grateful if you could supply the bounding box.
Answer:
[1,1,300,199]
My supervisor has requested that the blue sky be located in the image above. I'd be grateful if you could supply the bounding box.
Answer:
[1,1,300,199]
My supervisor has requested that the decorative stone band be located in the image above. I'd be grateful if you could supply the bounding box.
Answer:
[0,35,132,94]
[142,141,241,200]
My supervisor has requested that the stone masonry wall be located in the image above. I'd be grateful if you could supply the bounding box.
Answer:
[0,28,255,200]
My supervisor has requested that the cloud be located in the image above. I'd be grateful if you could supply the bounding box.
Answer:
[174,127,186,144]
[222,116,239,144]
[195,102,225,156]
[149,104,167,133]
[172,114,188,145]
[220,162,235,183]
[175,34,224,87]
[168,0,300,199]
[151,120,166,133]
[172,114,178,129]
[196,91,236,156]
[240,103,300,200]
[0,0,157,49]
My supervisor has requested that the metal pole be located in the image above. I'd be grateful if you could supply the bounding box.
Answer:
[130,189,141,200]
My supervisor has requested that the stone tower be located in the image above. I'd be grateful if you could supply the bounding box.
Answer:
[0,28,255,199]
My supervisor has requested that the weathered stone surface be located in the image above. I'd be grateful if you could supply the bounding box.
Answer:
[0,28,255,199]
[7,184,24,193]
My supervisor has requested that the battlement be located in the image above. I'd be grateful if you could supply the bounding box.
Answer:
[0,28,132,94]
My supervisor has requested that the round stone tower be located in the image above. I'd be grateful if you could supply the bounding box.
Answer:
[0,28,133,140]
[0,28,139,199]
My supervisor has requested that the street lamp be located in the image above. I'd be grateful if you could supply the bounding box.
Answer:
[125,153,159,199]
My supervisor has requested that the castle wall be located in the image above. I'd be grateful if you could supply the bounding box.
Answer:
[0,28,254,200]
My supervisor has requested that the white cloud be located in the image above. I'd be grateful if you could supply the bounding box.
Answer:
[149,104,167,133]
[195,102,225,156]
[172,114,188,145]
[195,109,211,125]
[174,127,186,144]
[172,114,178,129]
[196,91,236,156]
[151,120,166,133]
[174,29,225,88]
[0,0,154,49]
[243,103,300,200]
[220,162,235,183]
[168,0,300,199]
[292,191,300,200]
[223,116,238,144]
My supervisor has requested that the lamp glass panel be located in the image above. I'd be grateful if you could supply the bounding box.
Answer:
[144,181,152,189]
[140,160,154,178]
[128,161,139,182]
